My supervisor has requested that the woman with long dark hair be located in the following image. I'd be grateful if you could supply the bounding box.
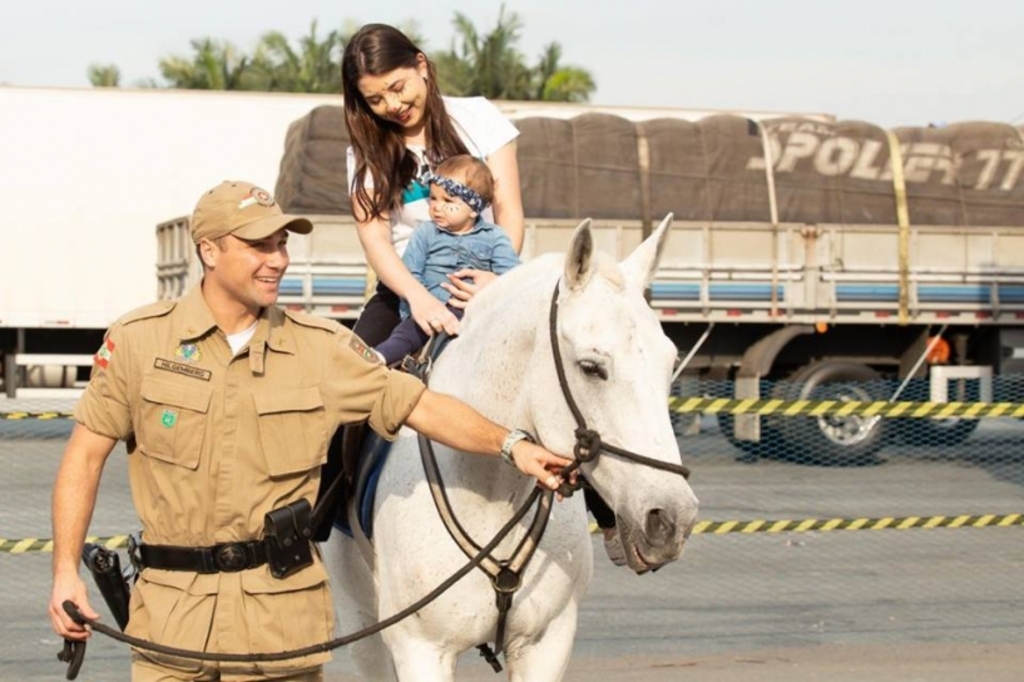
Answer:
[340,23,624,565]
[342,23,524,344]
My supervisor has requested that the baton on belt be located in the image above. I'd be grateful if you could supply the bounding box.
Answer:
[82,543,131,631]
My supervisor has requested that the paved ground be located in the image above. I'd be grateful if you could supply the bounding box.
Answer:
[379,643,1024,682]
[2,408,1022,681]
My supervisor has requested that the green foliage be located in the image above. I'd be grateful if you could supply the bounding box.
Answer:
[87,63,120,88]
[434,6,596,102]
[91,12,595,101]
[249,21,344,93]
[157,38,256,90]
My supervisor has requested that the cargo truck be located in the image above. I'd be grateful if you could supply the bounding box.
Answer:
[160,106,1024,464]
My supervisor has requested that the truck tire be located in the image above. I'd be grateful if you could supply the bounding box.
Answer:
[717,413,784,461]
[900,417,980,447]
[893,378,980,447]
[777,361,887,466]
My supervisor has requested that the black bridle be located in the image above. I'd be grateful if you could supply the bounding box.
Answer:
[547,282,691,498]
[58,280,692,679]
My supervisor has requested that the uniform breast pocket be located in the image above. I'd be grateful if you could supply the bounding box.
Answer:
[138,379,212,470]
[253,387,327,477]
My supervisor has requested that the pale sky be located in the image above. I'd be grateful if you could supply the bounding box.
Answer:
[2,0,1023,129]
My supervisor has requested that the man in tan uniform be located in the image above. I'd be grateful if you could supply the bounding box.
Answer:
[49,181,571,681]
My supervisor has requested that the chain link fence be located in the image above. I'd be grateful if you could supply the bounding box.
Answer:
[3,383,1023,678]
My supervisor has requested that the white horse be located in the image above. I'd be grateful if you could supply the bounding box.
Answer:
[324,216,699,681]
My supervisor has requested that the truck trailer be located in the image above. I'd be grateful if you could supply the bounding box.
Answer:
[160,105,1024,464]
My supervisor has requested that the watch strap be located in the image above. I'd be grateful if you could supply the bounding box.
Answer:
[500,429,535,468]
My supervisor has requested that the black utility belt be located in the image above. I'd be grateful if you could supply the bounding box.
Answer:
[139,541,268,574]
[138,499,315,579]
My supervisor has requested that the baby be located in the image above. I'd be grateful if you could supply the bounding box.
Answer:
[375,155,520,365]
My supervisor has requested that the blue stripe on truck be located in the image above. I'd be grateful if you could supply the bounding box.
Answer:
[279,278,367,297]
[836,284,1024,304]
[312,278,366,296]
[650,283,784,301]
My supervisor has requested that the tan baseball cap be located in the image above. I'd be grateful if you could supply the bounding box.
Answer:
[190,181,313,244]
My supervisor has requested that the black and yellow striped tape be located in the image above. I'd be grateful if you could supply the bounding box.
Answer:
[2,535,126,554]
[6,514,1021,553]
[689,513,1023,535]
[6,399,1024,421]
[668,397,1024,419]
[1,411,73,420]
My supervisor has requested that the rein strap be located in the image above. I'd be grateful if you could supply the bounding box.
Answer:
[547,283,691,495]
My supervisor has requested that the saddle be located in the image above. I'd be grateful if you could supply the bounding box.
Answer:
[312,333,452,542]
[312,421,391,541]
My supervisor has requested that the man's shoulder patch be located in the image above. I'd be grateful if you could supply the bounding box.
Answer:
[349,335,383,366]
[119,301,176,326]
[283,308,341,333]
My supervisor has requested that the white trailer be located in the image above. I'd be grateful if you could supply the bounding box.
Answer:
[2,85,822,396]
[0,85,343,395]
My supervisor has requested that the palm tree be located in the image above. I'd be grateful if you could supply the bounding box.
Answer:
[112,13,592,98]
[251,21,344,93]
[87,63,120,88]
[157,38,256,90]
[434,6,595,102]
[533,43,595,102]
[438,7,532,100]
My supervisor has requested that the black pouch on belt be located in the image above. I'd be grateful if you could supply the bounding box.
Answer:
[264,499,314,579]
[82,543,131,631]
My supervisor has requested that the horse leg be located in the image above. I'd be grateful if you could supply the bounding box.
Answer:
[504,600,579,682]
[321,536,397,681]
[386,637,458,682]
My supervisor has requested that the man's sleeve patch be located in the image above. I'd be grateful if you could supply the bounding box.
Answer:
[349,336,383,365]
[94,339,115,369]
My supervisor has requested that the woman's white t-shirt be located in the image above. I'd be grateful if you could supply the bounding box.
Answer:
[346,96,519,257]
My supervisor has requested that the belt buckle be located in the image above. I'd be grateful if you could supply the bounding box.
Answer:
[214,543,249,572]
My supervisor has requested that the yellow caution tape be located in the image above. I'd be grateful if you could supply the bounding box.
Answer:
[8,398,1024,421]
[666,397,1024,419]
[582,513,1022,537]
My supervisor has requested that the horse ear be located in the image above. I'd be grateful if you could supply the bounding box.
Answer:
[621,213,672,288]
[564,218,594,291]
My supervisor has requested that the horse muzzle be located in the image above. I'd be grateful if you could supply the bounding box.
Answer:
[618,502,698,573]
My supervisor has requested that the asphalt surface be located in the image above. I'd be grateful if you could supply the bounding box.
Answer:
[2,410,1022,681]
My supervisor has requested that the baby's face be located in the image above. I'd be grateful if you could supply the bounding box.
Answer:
[428,181,477,233]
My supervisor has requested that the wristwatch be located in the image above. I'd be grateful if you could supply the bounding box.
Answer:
[500,429,535,468]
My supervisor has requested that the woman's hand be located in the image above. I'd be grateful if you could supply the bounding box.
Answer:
[442,269,499,310]
[408,291,460,336]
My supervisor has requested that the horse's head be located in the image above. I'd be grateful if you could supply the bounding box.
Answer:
[526,215,699,572]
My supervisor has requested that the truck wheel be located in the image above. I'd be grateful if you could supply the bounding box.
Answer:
[778,361,887,466]
[893,379,980,447]
[717,413,784,461]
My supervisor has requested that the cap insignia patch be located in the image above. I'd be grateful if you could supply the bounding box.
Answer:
[238,187,275,210]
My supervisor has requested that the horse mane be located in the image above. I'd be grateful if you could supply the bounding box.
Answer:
[463,250,624,328]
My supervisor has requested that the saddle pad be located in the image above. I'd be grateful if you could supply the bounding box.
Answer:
[333,431,392,540]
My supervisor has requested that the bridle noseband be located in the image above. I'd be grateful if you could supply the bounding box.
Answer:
[546,282,691,498]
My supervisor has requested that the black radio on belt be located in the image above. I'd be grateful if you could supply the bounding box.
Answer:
[264,498,314,579]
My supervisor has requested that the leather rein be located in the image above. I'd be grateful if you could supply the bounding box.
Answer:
[59,280,691,678]
[414,281,691,671]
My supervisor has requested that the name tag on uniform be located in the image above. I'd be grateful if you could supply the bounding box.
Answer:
[154,358,213,381]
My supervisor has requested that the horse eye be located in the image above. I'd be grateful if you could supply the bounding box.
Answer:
[578,359,608,380]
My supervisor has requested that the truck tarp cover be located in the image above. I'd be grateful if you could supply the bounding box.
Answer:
[275,108,1024,227]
